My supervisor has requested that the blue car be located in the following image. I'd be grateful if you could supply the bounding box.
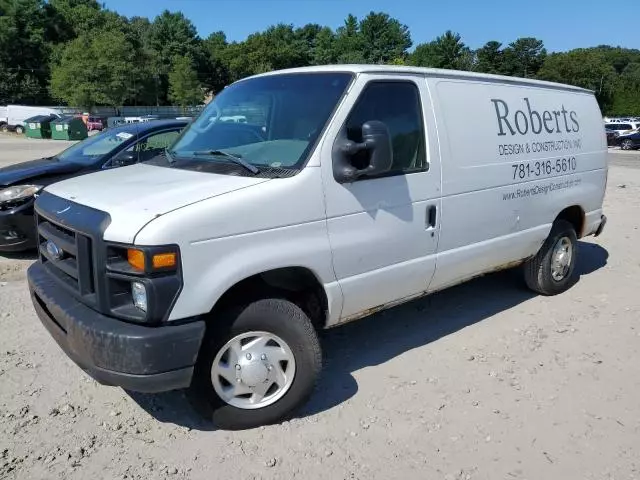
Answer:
[0,120,187,252]
[616,130,640,150]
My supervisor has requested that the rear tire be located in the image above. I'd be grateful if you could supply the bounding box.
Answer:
[523,219,577,296]
[188,298,322,430]
[15,125,24,135]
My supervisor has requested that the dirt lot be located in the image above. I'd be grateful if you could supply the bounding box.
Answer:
[0,134,76,168]
[1,136,640,479]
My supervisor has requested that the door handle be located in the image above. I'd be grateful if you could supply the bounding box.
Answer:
[426,205,437,229]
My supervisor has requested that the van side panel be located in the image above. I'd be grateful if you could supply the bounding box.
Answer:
[428,78,606,291]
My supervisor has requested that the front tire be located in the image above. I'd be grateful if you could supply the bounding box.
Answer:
[189,298,322,430]
[524,219,578,296]
[621,139,634,150]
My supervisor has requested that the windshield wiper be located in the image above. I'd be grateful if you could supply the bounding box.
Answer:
[192,150,260,175]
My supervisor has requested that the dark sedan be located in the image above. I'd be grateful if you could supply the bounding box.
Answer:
[616,130,640,150]
[0,119,187,252]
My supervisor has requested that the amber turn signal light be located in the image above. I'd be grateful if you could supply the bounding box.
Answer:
[127,249,145,271]
[152,252,177,269]
[127,249,177,271]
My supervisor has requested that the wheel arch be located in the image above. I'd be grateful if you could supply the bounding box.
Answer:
[555,205,585,238]
[208,266,331,331]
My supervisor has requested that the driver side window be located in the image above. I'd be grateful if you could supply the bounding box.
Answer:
[106,143,138,168]
[137,130,181,162]
[346,81,427,174]
[106,130,181,168]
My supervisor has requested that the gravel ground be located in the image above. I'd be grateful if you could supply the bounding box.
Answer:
[1,136,640,479]
[607,150,640,169]
[0,134,76,168]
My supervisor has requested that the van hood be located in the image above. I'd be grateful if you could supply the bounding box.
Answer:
[44,163,270,243]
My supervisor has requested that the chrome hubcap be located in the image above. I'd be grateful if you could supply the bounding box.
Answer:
[211,331,295,409]
[551,236,573,281]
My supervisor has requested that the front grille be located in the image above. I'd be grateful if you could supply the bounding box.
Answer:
[37,214,95,297]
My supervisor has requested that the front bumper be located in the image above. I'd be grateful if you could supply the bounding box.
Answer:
[0,201,37,252]
[28,262,205,393]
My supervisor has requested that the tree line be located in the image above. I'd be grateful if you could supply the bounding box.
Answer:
[1,0,639,115]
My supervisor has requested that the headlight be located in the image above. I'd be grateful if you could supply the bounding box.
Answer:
[132,282,148,312]
[0,185,43,204]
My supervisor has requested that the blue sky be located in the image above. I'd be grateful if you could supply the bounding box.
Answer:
[103,0,637,52]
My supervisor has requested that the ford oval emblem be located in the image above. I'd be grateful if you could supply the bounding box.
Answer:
[46,240,64,261]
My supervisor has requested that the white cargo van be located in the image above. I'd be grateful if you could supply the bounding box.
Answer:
[5,105,62,133]
[0,106,7,128]
[27,65,607,429]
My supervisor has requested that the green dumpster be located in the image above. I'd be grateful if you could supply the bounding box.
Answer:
[23,115,57,139]
[51,116,88,141]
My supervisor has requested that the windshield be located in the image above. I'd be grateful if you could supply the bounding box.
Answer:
[170,73,352,173]
[56,128,136,165]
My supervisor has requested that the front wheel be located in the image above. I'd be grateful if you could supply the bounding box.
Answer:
[188,298,322,430]
[523,219,578,296]
[621,139,634,150]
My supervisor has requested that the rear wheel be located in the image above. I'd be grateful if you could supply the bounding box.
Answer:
[523,220,577,296]
[621,139,634,150]
[188,298,322,430]
[14,125,24,135]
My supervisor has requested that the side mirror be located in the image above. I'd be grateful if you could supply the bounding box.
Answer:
[111,151,137,168]
[332,120,393,183]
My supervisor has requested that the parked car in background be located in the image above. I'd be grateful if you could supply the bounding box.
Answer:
[86,116,106,132]
[140,115,160,122]
[0,106,7,130]
[2,105,62,134]
[604,122,640,136]
[121,115,161,124]
[615,130,640,150]
[0,119,187,252]
[605,127,619,146]
[219,115,248,123]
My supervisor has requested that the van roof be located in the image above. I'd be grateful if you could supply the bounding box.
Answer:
[246,64,592,94]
